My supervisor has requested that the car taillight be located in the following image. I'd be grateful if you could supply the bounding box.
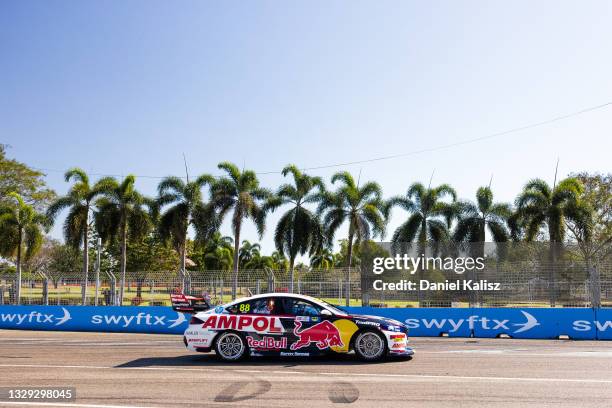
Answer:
[190,316,204,325]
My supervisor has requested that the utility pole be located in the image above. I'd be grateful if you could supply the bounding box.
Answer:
[94,238,101,306]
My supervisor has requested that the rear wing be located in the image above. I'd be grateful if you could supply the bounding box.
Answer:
[170,293,211,313]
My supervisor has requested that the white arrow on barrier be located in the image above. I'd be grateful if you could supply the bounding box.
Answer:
[168,312,186,328]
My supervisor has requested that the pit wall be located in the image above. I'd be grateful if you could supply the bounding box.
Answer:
[0,305,610,340]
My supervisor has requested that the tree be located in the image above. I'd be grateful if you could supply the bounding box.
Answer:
[566,172,610,308]
[94,175,153,304]
[269,251,289,271]
[238,240,261,267]
[211,162,271,299]
[386,182,457,247]
[566,172,612,263]
[0,145,55,210]
[317,171,385,305]
[268,165,324,291]
[0,193,46,304]
[196,232,234,271]
[515,177,584,306]
[46,168,114,304]
[385,182,457,302]
[453,186,511,248]
[156,174,216,291]
[310,248,336,269]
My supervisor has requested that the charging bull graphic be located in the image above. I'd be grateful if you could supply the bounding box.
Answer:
[290,320,344,350]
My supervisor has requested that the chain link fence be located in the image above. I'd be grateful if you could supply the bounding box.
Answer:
[1,260,610,308]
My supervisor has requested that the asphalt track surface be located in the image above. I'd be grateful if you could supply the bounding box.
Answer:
[0,331,611,408]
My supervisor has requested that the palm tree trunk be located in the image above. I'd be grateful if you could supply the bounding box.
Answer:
[345,229,354,306]
[119,221,127,306]
[548,225,557,307]
[289,257,295,293]
[231,227,241,300]
[417,220,427,305]
[82,215,89,305]
[15,227,22,305]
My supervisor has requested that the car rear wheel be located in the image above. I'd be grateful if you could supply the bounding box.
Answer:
[354,330,386,361]
[215,332,247,362]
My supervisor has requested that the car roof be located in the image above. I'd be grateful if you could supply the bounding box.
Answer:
[225,293,347,314]
[232,292,322,304]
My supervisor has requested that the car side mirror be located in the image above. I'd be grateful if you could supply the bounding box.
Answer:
[320,309,332,316]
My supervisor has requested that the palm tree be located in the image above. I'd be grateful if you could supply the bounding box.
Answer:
[309,248,336,269]
[239,240,262,267]
[156,174,216,291]
[317,171,385,305]
[454,186,511,248]
[201,232,234,271]
[516,178,583,242]
[268,165,324,291]
[210,162,271,299]
[515,177,584,305]
[0,193,46,304]
[386,182,457,247]
[93,175,153,305]
[269,251,289,271]
[453,186,510,305]
[46,168,114,304]
[386,182,457,303]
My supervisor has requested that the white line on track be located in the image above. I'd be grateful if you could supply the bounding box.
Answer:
[1,363,611,384]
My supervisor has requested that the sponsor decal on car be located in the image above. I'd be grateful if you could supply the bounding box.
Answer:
[356,320,380,327]
[188,338,209,345]
[390,334,406,342]
[290,320,344,350]
[280,351,310,357]
[246,336,287,350]
[202,315,284,333]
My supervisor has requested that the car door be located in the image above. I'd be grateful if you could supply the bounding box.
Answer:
[226,297,287,355]
[277,297,341,355]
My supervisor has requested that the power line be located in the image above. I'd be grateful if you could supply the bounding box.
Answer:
[31,100,612,179]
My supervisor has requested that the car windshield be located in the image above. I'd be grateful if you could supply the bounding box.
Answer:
[317,299,347,315]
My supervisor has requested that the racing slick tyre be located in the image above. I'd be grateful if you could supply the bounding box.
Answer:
[214,331,248,362]
[353,330,387,362]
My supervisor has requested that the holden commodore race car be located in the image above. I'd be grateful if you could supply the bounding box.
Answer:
[171,292,413,362]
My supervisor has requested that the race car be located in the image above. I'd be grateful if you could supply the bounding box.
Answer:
[171,292,413,362]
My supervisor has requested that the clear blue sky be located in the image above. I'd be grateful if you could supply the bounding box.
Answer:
[1,1,611,259]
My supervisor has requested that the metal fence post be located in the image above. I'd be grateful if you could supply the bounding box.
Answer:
[256,279,261,295]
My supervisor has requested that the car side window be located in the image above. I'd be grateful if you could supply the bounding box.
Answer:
[282,299,322,317]
[227,297,277,315]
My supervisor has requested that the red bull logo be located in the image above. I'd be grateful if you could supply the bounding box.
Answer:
[290,320,344,350]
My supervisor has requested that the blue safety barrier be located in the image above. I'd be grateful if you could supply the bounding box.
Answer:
[0,306,188,334]
[0,305,610,339]
[344,307,609,340]
[594,308,612,340]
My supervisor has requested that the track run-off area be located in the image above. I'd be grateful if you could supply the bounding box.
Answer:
[0,330,611,408]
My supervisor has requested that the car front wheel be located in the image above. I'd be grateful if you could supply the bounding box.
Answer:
[215,332,247,362]
[353,330,386,361]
